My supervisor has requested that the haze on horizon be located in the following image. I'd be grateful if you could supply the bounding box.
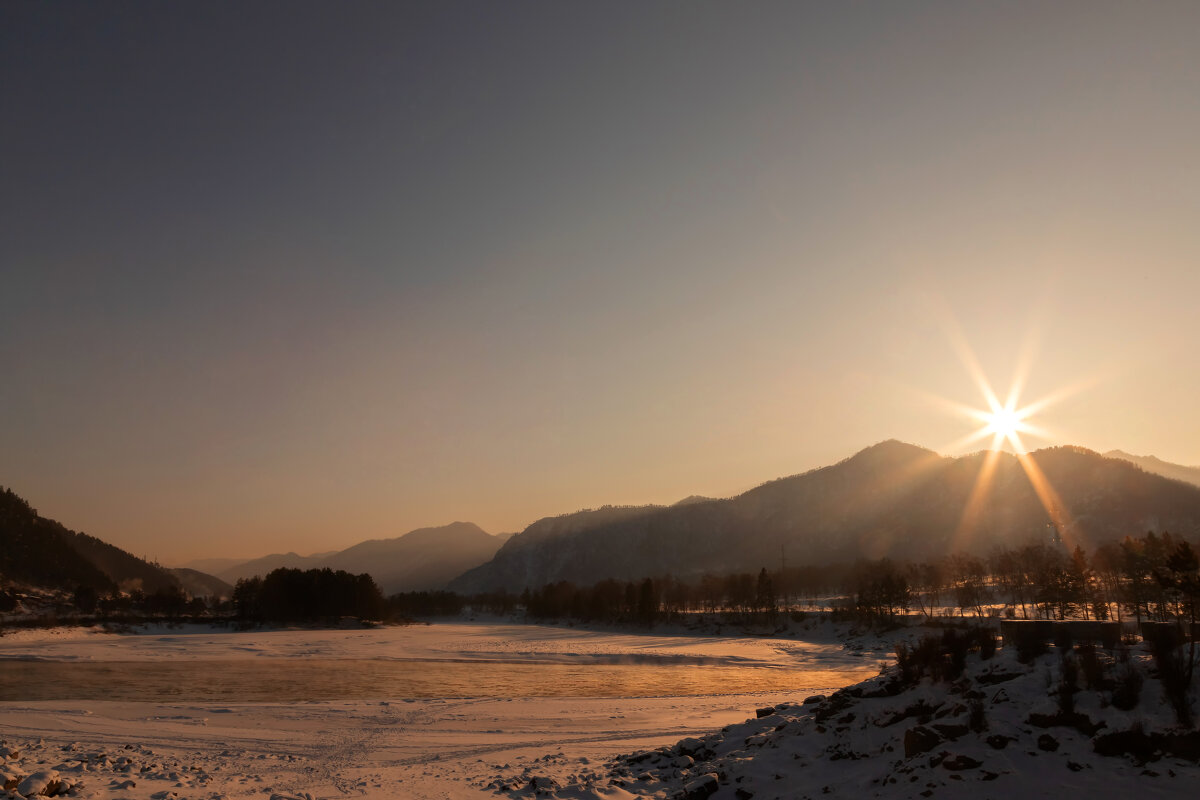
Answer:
[3,2,1199,564]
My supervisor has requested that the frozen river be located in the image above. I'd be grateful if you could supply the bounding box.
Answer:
[0,621,881,799]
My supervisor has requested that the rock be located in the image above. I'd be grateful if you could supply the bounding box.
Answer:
[3,772,20,791]
[878,700,941,727]
[682,773,719,800]
[1037,734,1060,752]
[1027,711,1103,736]
[803,695,826,705]
[931,723,968,740]
[942,754,982,771]
[904,726,942,758]
[0,746,19,760]
[755,707,776,718]
[735,789,754,800]
[16,770,61,798]
[1093,729,1159,763]
[673,756,694,769]
[986,735,1013,750]
[530,776,559,794]
[675,738,707,758]
[934,703,967,719]
[112,780,137,790]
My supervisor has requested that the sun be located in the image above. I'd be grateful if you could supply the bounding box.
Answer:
[983,404,1027,441]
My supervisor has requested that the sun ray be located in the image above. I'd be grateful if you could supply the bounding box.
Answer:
[951,444,1005,552]
[1014,446,1078,550]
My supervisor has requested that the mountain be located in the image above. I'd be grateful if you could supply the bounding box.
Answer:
[217,523,508,594]
[178,557,246,575]
[1103,450,1200,487]
[322,522,510,594]
[217,551,335,584]
[167,568,234,599]
[450,441,1200,593]
[0,486,179,594]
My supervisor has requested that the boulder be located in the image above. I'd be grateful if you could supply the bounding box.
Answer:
[682,773,719,800]
[675,738,707,758]
[942,754,982,771]
[16,770,61,798]
[903,726,942,758]
[530,776,559,794]
[931,723,968,740]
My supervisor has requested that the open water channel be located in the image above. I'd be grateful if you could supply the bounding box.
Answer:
[0,657,872,702]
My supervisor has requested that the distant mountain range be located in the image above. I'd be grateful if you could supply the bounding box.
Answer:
[9,442,1200,601]
[204,523,512,594]
[451,441,1200,593]
[1103,450,1200,487]
[167,568,234,599]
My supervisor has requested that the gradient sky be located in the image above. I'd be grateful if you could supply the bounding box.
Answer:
[3,2,1199,564]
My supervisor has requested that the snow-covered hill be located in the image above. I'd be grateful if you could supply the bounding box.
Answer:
[507,630,1200,799]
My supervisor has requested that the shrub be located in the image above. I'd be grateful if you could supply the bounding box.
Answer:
[894,626,996,684]
[1149,636,1196,727]
[1111,646,1143,711]
[1076,642,1105,689]
[1058,653,1079,714]
[1011,625,1050,664]
[968,698,987,732]
[974,627,997,660]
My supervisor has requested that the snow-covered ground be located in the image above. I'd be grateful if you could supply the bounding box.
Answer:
[0,622,881,800]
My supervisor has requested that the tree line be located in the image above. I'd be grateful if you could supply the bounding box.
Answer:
[385,531,1200,629]
[848,530,1200,624]
[232,567,385,622]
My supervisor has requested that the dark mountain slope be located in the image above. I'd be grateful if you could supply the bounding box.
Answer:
[0,487,179,593]
[450,442,1200,593]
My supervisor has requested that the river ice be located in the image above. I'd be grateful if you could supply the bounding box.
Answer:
[0,621,878,799]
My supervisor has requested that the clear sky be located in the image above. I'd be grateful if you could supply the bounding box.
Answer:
[3,2,1199,564]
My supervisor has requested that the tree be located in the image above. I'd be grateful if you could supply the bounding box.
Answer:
[755,568,776,618]
[636,578,658,625]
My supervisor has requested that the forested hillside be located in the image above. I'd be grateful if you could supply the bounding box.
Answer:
[0,486,179,593]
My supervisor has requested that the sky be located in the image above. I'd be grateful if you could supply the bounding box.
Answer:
[3,1,1200,564]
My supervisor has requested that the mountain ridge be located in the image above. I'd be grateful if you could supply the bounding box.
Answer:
[450,441,1200,593]
[1103,449,1200,487]
[216,522,509,594]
